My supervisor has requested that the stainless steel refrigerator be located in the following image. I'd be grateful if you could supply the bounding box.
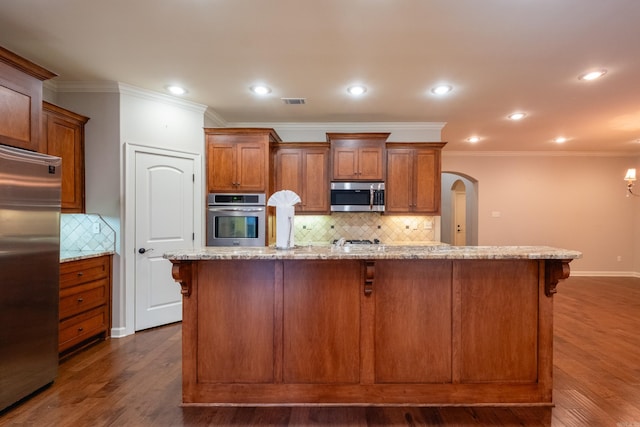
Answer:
[0,145,61,411]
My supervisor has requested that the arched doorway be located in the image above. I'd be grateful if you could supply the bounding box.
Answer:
[440,172,478,246]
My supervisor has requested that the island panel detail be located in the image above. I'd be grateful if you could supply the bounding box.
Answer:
[169,248,578,406]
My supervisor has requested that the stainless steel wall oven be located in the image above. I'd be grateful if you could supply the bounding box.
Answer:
[206,193,266,246]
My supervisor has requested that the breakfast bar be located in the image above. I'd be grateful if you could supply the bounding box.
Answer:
[165,245,581,407]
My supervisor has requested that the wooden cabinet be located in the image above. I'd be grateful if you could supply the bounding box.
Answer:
[43,102,89,213]
[0,46,56,152]
[327,132,388,181]
[205,128,281,193]
[456,260,539,383]
[195,260,277,383]
[59,255,112,355]
[373,260,452,383]
[172,257,558,405]
[385,142,446,214]
[275,143,330,214]
[283,260,361,383]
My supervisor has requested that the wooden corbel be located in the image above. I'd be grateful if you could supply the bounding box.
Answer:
[364,260,375,296]
[171,261,192,297]
[544,259,572,297]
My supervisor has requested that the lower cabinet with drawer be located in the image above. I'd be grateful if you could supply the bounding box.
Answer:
[59,254,112,355]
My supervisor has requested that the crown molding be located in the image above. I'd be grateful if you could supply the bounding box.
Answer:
[117,83,207,114]
[204,108,228,127]
[228,121,446,132]
[47,80,208,113]
[443,150,640,157]
[223,121,445,142]
[53,80,121,93]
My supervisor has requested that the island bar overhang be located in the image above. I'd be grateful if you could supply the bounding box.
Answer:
[167,246,580,406]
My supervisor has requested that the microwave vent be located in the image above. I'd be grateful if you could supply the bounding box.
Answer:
[281,98,306,105]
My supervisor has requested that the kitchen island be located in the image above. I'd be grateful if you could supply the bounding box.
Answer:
[165,245,581,406]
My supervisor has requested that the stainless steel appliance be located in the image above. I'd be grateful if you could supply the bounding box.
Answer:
[330,182,385,212]
[0,145,61,411]
[206,193,266,246]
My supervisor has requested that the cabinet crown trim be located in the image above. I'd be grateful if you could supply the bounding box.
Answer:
[326,132,390,142]
[205,128,282,142]
[0,46,57,80]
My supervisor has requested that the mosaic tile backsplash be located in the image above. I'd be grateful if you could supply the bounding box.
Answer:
[293,212,438,244]
[61,214,116,252]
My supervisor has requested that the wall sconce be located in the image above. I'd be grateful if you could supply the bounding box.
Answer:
[625,168,638,196]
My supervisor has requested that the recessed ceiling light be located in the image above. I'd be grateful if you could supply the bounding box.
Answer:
[508,112,527,121]
[554,137,567,144]
[250,85,271,95]
[467,136,480,143]
[347,85,367,96]
[166,85,187,95]
[431,85,453,95]
[579,69,607,81]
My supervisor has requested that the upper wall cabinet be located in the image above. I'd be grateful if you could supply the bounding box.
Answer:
[0,46,56,153]
[327,133,389,181]
[275,143,330,214]
[385,142,446,215]
[205,128,281,193]
[43,102,89,213]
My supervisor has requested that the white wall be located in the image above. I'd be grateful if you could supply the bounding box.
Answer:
[51,83,207,337]
[632,155,640,274]
[53,85,124,331]
[443,152,639,275]
[119,84,206,336]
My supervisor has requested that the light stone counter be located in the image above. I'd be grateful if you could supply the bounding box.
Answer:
[164,244,582,261]
[60,249,115,263]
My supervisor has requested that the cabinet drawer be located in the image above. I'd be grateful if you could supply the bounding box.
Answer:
[59,306,108,352]
[60,256,109,289]
[59,278,108,320]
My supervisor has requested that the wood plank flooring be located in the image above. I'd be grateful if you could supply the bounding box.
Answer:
[1,276,639,426]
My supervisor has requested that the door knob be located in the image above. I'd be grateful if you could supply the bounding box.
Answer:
[138,247,153,254]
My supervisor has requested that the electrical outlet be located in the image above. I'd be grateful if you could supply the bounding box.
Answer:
[92,222,101,234]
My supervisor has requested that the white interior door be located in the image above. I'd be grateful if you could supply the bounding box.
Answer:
[135,151,194,331]
[452,180,467,246]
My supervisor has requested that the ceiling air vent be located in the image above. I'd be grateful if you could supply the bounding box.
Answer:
[281,98,306,105]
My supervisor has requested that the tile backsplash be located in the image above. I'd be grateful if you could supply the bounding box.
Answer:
[293,212,438,244]
[60,214,116,252]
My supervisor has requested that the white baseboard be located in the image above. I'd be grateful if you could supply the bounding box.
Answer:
[570,270,640,278]
[110,327,131,338]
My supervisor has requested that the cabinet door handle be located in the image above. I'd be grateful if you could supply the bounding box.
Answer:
[77,327,84,332]
[77,297,84,303]
[77,272,84,277]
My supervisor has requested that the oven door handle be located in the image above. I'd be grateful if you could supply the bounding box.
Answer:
[208,207,265,212]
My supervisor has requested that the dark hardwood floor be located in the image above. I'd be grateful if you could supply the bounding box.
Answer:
[1,276,639,426]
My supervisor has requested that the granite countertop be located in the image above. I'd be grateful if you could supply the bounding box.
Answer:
[60,250,115,263]
[163,245,582,261]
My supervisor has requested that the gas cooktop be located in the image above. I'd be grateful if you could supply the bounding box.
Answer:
[333,239,381,245]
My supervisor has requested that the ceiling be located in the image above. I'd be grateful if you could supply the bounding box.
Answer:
[1,0,640,153]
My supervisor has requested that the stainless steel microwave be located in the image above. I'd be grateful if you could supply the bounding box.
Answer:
[330,182,385,212]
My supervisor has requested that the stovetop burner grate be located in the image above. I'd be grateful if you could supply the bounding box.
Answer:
[332,239,380,245]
